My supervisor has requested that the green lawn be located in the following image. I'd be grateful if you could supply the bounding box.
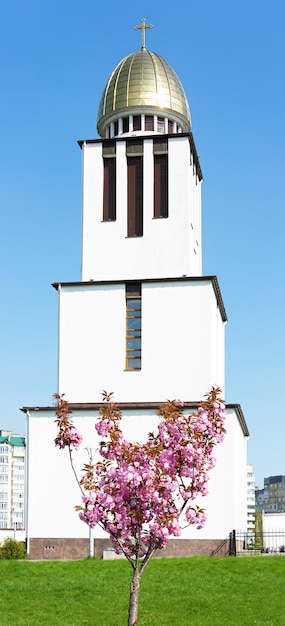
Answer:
[0,555,284,625]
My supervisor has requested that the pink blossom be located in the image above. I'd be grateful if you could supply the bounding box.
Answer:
[55,387,226,560]
[54,428,82,450]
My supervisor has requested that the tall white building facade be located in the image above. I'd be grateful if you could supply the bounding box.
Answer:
[0,431,25,536]
[24,23,249,559]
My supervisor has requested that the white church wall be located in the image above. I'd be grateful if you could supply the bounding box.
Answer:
[26,406,246,546]
[168,137,201,274]
[180,407,247,539]
[26,412,104,543]
[81,142,103,279]
[58,283,125,400]
[81,136,202,282]
[57,279,225,404]
[141,280,225,399]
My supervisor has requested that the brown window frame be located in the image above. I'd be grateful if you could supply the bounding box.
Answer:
[103,156,116,221]
[133,115,141,131]
[126,283,141,371]
[153,140,168,218]
[123,117,129,133]
[127,154,143,236]
[145,115,154,131]
[157,117,165,133]
[168,120,174,133]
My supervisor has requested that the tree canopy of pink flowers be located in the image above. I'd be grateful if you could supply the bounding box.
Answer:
[54,387,226,563]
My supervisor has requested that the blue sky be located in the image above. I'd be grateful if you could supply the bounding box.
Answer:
[0,0,284,488]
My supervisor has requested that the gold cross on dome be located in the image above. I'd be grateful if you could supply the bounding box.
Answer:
[134,18,153,50]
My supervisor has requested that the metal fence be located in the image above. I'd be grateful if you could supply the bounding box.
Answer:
[211,529,285,557]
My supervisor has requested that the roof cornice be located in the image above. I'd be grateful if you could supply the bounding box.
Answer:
[52,275,227,322]
[78,131,203,181]
[21,402,249,437]
[227,404,250,437]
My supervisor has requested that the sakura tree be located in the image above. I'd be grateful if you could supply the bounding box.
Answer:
[54,388,225,626]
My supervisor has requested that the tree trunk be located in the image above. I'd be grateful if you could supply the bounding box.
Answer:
[128,568,140,626]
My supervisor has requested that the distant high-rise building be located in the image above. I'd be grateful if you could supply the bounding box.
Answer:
[247,464,255,533]
[256,475,285,513]
[0,430,25,530]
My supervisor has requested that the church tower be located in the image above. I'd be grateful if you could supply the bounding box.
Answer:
[81,19,201,283]
[25,22,248,560]
[54,20,226,404]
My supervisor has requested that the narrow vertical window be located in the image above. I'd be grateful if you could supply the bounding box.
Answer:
[103,141,116,221]
[103,159,116,220]
[126,283,141,370]
[123,117,129,133]
[153,140,168,218]
[168,120,174,133]
[133,115,141,131]
[145,115,154,131]
[157,117,165,133]
[127,150,143,236]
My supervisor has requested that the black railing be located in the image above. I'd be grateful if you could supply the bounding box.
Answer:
[211,529,285,556]
[210,536,230,557]
[234,529,285,555]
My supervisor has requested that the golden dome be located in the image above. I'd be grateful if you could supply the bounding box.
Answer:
[97,49,191,137]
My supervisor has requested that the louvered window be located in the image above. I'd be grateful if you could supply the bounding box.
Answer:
[157,117,165,133]
[153,140,168,218]
[168,120,174,133]
[126,283,141,370]
[102,141,116,221]
[123,117,129,133]
[127,140,143,236]
[145,115,154,131]
[133,115,141,131]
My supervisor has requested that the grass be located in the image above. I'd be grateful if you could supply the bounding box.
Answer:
[0,555,285,625]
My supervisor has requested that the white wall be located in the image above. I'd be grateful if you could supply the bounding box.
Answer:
[57,280,225,404]
[183,407,247,539]
[263,513,285,532]
[81,135,202,282]
[0,529,25,543]
[26,413,103,541]
[26,406,247,543]
[262,513,285,549]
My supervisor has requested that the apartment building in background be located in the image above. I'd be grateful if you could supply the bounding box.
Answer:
[256,475,285,513]
[247,464,255,534]
[0,430,25,533]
